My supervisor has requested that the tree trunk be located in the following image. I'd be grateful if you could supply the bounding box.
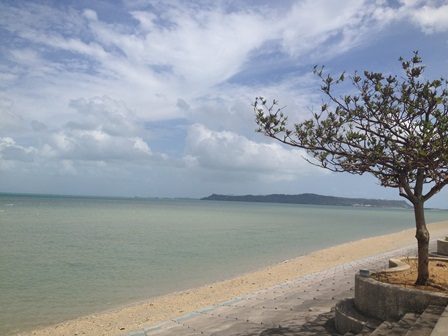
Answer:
[413,199,430,285]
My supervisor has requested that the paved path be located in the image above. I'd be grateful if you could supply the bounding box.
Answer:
[127,242,435,336]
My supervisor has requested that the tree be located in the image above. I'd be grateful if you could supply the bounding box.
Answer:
[254,52,448,285]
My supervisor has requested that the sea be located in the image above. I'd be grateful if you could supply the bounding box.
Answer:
[1,193,447,335]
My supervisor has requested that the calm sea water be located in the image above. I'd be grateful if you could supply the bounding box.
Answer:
[1,194,447,335]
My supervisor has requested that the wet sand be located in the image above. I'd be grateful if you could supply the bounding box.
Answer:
[20,221,448,336]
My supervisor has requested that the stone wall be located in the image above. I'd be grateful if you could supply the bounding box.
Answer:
[437,237,448,256]
[354,273,448,321]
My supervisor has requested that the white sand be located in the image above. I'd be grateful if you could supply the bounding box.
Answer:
[20,221,448,336]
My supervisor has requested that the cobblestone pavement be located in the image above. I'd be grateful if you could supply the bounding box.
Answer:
[127,242,436,336]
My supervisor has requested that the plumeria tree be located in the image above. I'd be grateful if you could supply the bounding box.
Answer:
[254,52,448,285]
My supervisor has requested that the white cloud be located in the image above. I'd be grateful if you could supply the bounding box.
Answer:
[184,124,323,182]
[378,0,448,34]
[42,129,151,162]
[38,96,154,163]
[133,137,151,154]
[0,95,159,176]
[87,3,274,91]
[280,0,366,56]
[0,137,37,167]
[67,96,140,137]
[83,9,98,21]
[411,3,448,33]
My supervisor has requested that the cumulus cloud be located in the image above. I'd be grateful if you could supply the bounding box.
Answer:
[0,95,161,177]
[0,137,37,168]
[38,96,155,163]
[41,129,151,162]
[184,124,323,182]
[67,96,140,137]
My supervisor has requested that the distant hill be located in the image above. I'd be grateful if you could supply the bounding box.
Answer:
[201,193,411,209]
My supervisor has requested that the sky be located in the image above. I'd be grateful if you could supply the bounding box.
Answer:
[1,0,448,208]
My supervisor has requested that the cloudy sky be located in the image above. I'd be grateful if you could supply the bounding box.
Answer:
[1,0,448,207]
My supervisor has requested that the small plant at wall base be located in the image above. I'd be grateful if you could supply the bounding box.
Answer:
[254,52,448,285]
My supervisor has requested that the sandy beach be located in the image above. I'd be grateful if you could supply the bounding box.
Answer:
[19,221,448,336]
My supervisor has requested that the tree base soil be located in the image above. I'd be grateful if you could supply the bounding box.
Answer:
[372,259,448,294]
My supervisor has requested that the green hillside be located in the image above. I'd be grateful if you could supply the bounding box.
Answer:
[201,193,411,208]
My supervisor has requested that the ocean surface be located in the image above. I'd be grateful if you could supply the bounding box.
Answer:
[1,194,447,335]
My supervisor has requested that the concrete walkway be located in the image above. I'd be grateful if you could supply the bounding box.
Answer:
[127,242,435,336]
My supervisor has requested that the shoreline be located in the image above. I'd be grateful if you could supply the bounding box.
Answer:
[19,221,448,336]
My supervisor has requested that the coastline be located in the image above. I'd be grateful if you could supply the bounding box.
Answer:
[19,221,448,336]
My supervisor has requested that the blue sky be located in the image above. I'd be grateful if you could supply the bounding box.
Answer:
[1,0,448,207]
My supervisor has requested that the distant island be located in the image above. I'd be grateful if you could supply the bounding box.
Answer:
[201,193,411,209]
